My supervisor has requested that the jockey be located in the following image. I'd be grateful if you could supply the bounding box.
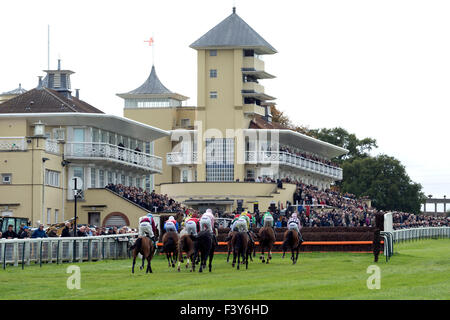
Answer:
[184,215,199,236]
[164,216,178,233]
[200,209,218,245]
[287,212,304,244]
[238,211,255,246]
[262,211,274,228]
[138,216,156,245]
[146,212,158,238]
[230,213,240,232]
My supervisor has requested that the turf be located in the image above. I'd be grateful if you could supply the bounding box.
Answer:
[0,239,448,300]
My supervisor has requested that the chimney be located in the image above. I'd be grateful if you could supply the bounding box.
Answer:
[58,59,61,70]
[37,76,43,88]
[75,89,80,99]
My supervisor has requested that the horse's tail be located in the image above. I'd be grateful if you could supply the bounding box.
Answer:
[283,230,293,251]
[130,237,142,251]
[165,236,176,251]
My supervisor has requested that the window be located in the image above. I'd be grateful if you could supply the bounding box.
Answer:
[182,170,188,183]
[107,171,113,184]
[206,138,234,182]
[121,175,125,185]
[209,50,217,56]
[45,170,60,187]
[91,168,96,188]
[47,208,51,225]
[244,49,255,57]
[246,170,255,181]
[54,209,59,224]
[210,91,218,99]
[2,173,12,184]
[54,128,65,141]
[136,177,141,189]
[99,170,105,187]
[180,119,191,127]
[210,69,217,78]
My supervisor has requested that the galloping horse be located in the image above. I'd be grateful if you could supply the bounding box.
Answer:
[231,232,249,270]
[192,230,215,273]
[130,236,155,274]
[178,234,195,272]
[162,231,179,268]
[226,230,237,263]
[282,229,301,264]
[258,226,276,264]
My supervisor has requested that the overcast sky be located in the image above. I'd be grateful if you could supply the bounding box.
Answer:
[1,0,449,210]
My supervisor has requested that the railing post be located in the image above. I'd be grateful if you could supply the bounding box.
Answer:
[48,240,53,264]
[78,240,83,263]
[39,240,43,268]
[69,240,74,263]
[88,239,92,262]
[22,241,26,270]
[13,242,19,267]
[2,242,6,269]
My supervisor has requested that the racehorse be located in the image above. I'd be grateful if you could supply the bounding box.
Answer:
[282,229,301,264]
[162,231,179,268]
[258,226,276,264]
[178,234,195,272]
[130,236,155,274]
[192,230,215,273]
[231,232,249,270]
[226,230,237,263]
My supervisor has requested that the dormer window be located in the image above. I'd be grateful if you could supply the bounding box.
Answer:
[244,49,255,57]
[209,50,217,56]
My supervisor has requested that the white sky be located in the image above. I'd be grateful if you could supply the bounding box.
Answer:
[1,0,449,202]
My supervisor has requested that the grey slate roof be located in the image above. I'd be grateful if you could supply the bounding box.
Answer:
[190,9,277,54]
[1,84,27,95]
[125,65,172,95]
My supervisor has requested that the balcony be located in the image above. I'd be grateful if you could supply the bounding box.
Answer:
[45,139,59,155]
[167,152,198,166]
[243,82,265,94]
[243,56,265,72]
[0,137,27,151]
[245,151,343,180]
[65,142,162,173]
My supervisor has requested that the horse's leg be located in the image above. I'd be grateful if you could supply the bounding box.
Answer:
[132,253,136,274]
[140,254,145,270]
[226,243,231,263]
[166,252,171,267]
[294,247,299,264]
[208,249,214,273]
[261,246,265,263]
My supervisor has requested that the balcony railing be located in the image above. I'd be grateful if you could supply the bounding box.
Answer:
[45,139,59,154]
[167,152,198,166]
[245,151,343,180]
[65,142,162,173]
[0,137,27,151]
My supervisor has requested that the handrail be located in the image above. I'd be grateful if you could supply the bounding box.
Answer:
[392,226,450,243]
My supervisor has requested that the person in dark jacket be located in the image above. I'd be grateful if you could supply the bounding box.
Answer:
[18,225,30,239]
[61,222,72,237]
[31,224,48,238]
[2,225,19,239]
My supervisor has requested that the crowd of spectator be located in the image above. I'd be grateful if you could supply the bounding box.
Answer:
[105,184,185,213]
[279,145,340,168]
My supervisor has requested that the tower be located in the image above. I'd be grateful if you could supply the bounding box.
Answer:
[190,7,277,182]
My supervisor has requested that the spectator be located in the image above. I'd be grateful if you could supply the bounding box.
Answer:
[31,224,48,238]
[61,222,72,237]
[18,226,30,239]
[2,225,19,239]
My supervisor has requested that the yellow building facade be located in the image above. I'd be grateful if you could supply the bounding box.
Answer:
[121,8,348,213]
[0,65,168,230]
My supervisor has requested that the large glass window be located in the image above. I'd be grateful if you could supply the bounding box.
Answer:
[45,170,60,187]
[210,69,217,78]
[99,170,105,187]
[206,138,234,182]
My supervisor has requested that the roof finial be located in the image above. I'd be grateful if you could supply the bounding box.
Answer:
[58,58,61,70]
[233,6,236,14]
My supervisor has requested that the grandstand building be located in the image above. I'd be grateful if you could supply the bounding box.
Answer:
[0,62,168,228]
[120,7,348,213]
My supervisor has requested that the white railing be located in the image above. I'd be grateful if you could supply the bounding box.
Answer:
[0,137,27,151]
[65,142,163,173]
[45,139,59,154]
[167,152,198,166]
[245,151,343,180]
[392,226,450,243]
[0,234,138,268]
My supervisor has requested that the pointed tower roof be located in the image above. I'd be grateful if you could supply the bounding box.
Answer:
[1,84,27,96]
[126,65,172,95]
[117,65,188,101]
[190,7,277,54]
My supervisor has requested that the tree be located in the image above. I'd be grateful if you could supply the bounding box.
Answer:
[309,127,378,163]
[341,155,425,213]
